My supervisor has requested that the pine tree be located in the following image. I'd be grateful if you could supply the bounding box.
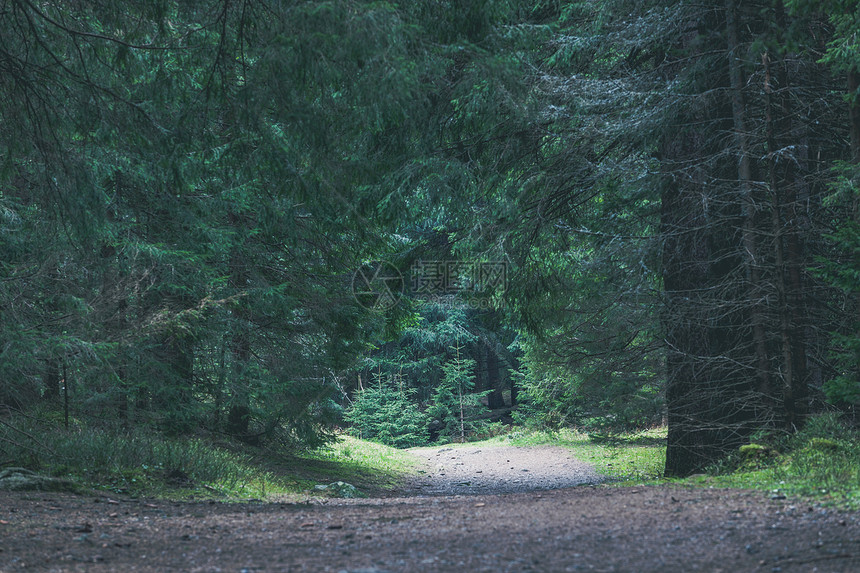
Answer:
[345,371,429,448]
[431,340,486,443]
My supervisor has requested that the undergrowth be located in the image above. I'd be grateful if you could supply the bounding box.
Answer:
[5,409,858,507]
[0,413,416,500]
[486,416,860,509]
[305,435,421,491]
[2,420,291,498]
[702,413,860,508]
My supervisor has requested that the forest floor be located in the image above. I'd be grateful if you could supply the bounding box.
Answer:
[1,443,859,572]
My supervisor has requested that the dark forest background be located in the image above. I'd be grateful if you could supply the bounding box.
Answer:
[2,0,860,477]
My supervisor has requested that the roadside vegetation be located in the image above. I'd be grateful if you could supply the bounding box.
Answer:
[700,414,860,509]
[0,411,418,500]
[464,413,860,509]
[3,407,859,510]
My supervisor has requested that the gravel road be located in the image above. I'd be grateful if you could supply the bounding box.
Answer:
[404,444,605,495]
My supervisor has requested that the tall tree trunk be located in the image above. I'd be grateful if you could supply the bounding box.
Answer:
[102,244,128,423]
[164,333,194,421]
[509,354,519,407]
[214,338,226,429]
[662,176,716,476]
[63,362,70,430]
[485,342,505,409]
[764,39,810,431]
[227,330,252,437]
[725,0,772,417]
[850,67,860,167]
[848,65,860,417]
[227,213,252,438]
[43,359,60,402]
[663,1,762,476]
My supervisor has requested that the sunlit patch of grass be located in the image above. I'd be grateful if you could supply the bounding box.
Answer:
[303,434,421,492]
[476,426,667,483]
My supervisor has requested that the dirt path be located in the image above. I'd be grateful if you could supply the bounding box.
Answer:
[1,446,859,572]
[404,444,604,495]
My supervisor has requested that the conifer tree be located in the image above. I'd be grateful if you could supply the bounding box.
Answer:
[431,340,485,442]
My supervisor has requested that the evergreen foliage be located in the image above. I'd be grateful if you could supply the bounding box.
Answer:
[429,340,487,443]
[3,0,860,477]
[790,0,860,408]
[345,374,429,449]
[0,0,469,448]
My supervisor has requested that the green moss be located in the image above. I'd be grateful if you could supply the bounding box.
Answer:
[689,415,860,509]
[0,468,82,493]
[807,437,840,452]
[739,443,776,460]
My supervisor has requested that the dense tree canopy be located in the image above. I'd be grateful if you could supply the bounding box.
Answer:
[2,0,859,476]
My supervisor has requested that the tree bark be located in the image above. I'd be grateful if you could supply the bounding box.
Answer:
[43,360,60,401]
[850,67,860,167]
[227,214,252,438]
[662,1,763,476]
[662,174,722,476]
[764,40,809,431]
[485,342,505,410]
[725,0,772,416]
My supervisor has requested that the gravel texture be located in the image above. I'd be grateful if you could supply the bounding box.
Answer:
[404,444,605,495]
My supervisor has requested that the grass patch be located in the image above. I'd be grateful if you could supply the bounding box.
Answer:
[300,435,421,494]
[2,423,295,499]
[487,416,860,509]
[702,414,860,509]
[9,410,856,507]
[1,413,420,500]
[482,426,667,483]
